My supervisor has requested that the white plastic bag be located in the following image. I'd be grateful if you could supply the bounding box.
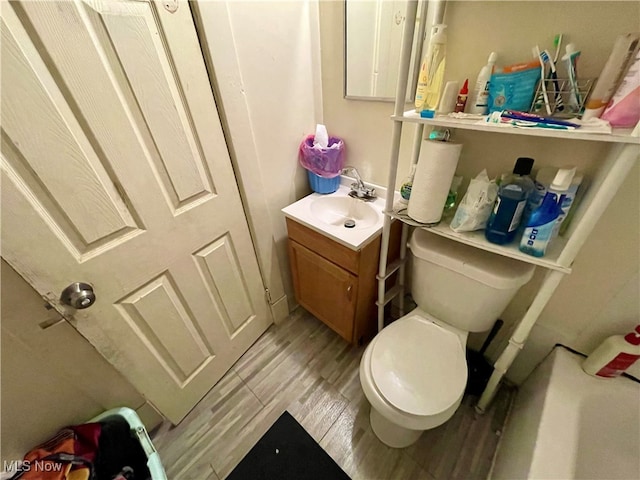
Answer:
[450,169,498,232]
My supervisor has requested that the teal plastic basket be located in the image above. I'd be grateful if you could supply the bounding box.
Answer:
[308,171,340,194]
[90,407,167,480]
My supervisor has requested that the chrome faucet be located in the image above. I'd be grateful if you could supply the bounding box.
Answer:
[341,166,376,201]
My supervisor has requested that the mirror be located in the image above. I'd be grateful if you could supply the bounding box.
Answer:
[344,0,427,101]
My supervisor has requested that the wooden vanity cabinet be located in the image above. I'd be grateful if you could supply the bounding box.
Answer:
[286,217,400,345]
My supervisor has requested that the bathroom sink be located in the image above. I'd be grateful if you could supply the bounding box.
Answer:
[282,179,392,250]
[309,195,378,229]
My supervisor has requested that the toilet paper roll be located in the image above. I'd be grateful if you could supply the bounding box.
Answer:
[407,140,462,224]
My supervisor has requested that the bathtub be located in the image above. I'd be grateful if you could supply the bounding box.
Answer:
[491,346,640,480]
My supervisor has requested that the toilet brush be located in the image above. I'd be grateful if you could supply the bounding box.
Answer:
[465,319,503,396]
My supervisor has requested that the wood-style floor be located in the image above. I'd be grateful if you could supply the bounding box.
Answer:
[151,308,514,480]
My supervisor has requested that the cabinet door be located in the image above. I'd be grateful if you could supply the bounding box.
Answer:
[289,240,357,342]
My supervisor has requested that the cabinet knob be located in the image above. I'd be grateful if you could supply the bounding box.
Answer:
[347,284,353,301]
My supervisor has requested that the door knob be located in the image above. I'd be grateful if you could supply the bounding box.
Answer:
[60,282,96,309]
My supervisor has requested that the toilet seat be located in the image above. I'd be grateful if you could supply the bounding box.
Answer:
[369,314,467,416]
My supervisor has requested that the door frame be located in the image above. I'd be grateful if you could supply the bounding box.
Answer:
[190,1,289,324]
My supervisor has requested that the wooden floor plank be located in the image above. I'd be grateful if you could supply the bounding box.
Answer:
[153,308,513,480]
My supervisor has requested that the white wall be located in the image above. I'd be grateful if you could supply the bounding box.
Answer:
[1,260,162,462]
[195,0,323,312]
[321,1,640,383]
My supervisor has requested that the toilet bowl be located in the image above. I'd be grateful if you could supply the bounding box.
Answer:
[360,230,535,448]
[360,310,468,447]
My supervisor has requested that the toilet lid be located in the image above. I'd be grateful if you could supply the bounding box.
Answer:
[370,315,468,416]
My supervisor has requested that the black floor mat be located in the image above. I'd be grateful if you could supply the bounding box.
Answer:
[226,411,350,480]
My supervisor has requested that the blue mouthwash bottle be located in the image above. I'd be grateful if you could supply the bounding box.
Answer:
[485,157,535,245]
[519,168,576,257]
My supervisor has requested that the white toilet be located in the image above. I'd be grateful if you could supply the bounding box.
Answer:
[360,230,535,448]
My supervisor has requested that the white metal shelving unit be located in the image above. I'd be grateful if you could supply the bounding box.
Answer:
[376,0,640,412]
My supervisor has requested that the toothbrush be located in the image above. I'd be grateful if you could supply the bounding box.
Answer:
[531,48,544,111]
[552,34,563,64]
[551,34,565,111]
[562,43,582,113]
[542,49,564,112]
[500,110,580,127]
[534,46,552,115]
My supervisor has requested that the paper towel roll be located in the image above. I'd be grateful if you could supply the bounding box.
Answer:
[408,140,462,224]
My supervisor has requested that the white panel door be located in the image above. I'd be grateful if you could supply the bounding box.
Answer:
[0,0,272,423]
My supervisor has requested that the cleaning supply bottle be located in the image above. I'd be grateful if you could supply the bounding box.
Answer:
[399,164,417,205]
[468,52,498,114]
[414,24,447,117]
[442,175,463,220]
[485,157,535,245]
[582,325,640,378]
[535,167,584,238]
[522,178,547,228]
[519,167,576,257]
[454,79,469,113]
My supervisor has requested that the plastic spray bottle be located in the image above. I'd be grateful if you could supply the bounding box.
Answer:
[468,52,498,115]
[415,24,447,117]
[485,157,535,245]
[535,167,584,238]
[519,167,576,257]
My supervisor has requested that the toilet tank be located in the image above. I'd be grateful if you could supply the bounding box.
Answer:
[409,230,535,332]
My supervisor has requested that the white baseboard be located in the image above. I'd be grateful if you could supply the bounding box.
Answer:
[137,401,164,431]
[270,294,289,325]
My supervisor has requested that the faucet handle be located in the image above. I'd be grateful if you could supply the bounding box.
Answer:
[350,182,376,200]
[363,186,376,197]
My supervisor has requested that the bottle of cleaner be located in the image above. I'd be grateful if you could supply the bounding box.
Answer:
[485,157,535,245]
[468,52,498,115]
[399,164,417,205]
[582,325,640,378]
[442,175,463,220]
[522,179,546,228]
[535,166,584,238]
[519,167,576,257]
[415,24,447,117]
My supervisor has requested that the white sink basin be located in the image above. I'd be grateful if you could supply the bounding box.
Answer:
[309,195,378,230]
[282,180,392,251]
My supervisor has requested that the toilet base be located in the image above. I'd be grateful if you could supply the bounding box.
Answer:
[370,407,423,448]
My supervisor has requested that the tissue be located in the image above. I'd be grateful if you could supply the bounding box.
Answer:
[313,124,329,148]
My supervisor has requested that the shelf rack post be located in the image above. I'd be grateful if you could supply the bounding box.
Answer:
[377,0,418,332]
[476,269,564,412]
[558,143,638,265]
